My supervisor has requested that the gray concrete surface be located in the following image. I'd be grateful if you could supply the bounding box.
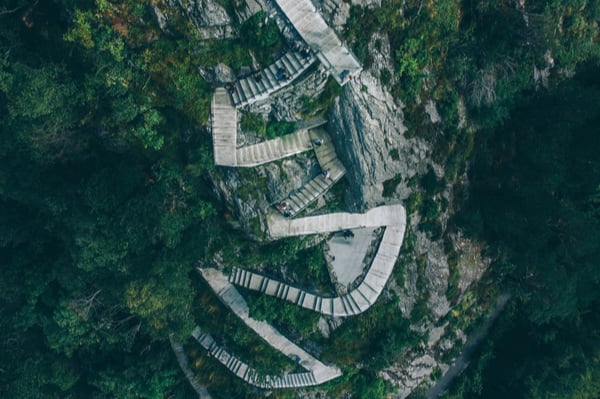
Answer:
[327,227,376,286]
[274,0,362,84]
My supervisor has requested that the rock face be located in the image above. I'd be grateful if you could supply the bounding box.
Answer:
[312,0,350,28]
[328,72,429,209]
[199,63,237,85]
[164,0,236,39]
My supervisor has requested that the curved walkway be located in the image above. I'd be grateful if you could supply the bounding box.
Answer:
[198,268,343,385]
[192,327,322,389]
[230,207,406,317]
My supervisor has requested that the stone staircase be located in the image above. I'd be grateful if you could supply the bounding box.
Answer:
[228,221,406,317]
[281,130,346,217]
[230,51,316,107]
[236,129,313,167]
[274,0,362,85]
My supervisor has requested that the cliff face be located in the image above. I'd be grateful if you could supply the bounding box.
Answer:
[328,72,429,209]
[182,0,491,396]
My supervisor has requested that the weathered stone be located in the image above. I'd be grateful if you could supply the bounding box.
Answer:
[317,316,331,338]
[328,71,429,209]
[165,0,236,39]
[312,0,350,28]
[236,0,268,22]
[425,100,441,124]
[199,63,237,85]
[351,0,381,6]
[152,4,168,31]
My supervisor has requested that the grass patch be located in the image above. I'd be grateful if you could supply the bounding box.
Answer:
[266,120,297,139]
[382,174,403,197]
[240,111,266,135]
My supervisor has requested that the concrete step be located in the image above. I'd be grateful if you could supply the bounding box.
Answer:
[247,75,262,96]
[259,276,269,292]
[280,54,297,75]
[289,51,304,70]
[238,78,253,100]
[263,66,278,89]
[287,195,303,211]
[225,353,235,369]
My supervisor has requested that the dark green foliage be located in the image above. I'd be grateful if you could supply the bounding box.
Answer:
[266,120,297,139]
[240,111,267,136]
[239,11,284,66]
[323,295,420,369]
[0,0,218,397]
[382,174,403,197]
[246,292,320,338]
[448,65,600,399]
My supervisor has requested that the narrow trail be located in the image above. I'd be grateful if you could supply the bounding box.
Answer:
[426,292,511,399]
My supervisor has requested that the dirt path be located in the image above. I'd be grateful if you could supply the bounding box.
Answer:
[426,292,511,399]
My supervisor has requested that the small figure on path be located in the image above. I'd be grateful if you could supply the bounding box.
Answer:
[253,71,262,82]
[283,209,292,218]
[340,69,351,82]
[312,138,323,147]
[323,169,331,180]
[277,201,289,212]
[276,67,289,81]
[301,46,311,59]
[343,230,355,240]
[225,82,237,94]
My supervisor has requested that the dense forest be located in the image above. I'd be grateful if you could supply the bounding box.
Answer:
[442,64,600,399]
[1,0,599,398]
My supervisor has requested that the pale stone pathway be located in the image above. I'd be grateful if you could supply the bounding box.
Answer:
[192,327,321,389]
[211,89,314,168]
[229,216,406,317]
[229,51,316,107]
[268,203,406,238]
[198,268,343,385]
[169,336,214,399]
[274,0,362,84]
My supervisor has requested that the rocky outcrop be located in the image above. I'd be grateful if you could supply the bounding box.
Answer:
[312,0,350,28]
[210,156,317,238]
[328,72,429,209]
[199,63,237,85]
[235,0,268,23]
[163,0,235,39]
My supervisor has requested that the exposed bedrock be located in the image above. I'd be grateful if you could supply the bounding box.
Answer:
[328,72,430,209]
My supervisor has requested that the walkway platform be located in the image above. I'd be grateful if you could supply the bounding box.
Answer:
[274,0,362,85]
[230,50,317,107]
[229,212,406,317]
[198,268,343,385]
[269,203,405,238]
[211,88,238,166]
[193,327,321,389]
